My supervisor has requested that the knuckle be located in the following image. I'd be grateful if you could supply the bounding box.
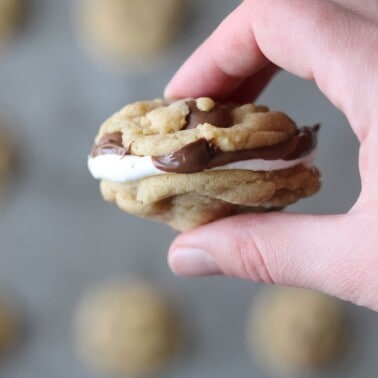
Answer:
[309,1,336,28]
[334,214,378,309]
[230,226,277,283]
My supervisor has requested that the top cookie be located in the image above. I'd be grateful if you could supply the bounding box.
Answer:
[96,98,298,156]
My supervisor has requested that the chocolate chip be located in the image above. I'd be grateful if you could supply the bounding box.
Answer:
[184,101,233,129]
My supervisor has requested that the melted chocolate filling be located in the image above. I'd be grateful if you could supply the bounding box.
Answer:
[91,125,319,174]
[91,132,128,157]
[152,125,319,173]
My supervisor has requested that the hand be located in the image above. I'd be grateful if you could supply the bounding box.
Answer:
[165,0,378,311]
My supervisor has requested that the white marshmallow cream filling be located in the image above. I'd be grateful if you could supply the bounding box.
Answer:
[88,148,317,183]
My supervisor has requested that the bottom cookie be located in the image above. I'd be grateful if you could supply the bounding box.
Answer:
[100,165,321,231]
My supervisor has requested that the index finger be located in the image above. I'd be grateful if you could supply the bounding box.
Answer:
[165,0,375,142]
[165,1,267,100]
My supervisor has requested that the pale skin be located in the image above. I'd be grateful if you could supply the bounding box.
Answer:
[165,0,378,311]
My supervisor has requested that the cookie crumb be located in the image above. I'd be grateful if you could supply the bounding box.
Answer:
[196,97,215,112]
[147,101,190,133]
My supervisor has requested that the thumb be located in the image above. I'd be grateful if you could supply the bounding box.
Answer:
[168,211,367,306]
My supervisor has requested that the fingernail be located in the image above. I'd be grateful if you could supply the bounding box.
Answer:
[169,248,221,276]
[164,83,174,99]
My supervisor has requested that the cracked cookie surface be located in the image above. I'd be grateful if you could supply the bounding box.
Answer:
[97,98,298,156]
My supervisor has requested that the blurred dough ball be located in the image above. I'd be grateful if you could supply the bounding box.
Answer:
[0,0,22,42]
[248,287,346,376]
[75,281,179,376]
[0,296,18,355]
[77,0,183,64]
[0,128,14,187]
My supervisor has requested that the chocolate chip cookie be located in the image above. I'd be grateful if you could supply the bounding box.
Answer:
[88,98,321,231]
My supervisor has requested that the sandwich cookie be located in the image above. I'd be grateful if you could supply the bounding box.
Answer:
[88,98,321,231]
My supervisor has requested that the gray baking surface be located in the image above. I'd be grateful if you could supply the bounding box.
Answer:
[0,0,377,377]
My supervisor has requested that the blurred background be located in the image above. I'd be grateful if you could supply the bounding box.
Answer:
[0,0,377,377]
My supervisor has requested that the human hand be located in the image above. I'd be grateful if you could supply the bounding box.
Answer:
[165,0,378,311]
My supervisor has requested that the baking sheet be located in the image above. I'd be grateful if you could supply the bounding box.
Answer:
[0,1,377,377]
